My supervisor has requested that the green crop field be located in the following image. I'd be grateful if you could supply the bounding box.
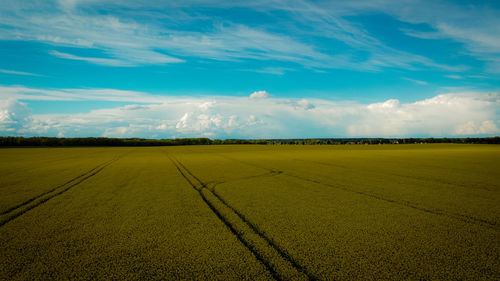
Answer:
[0,144,499,280]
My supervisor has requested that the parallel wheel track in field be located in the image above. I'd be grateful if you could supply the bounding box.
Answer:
[0,155,122,227]
[292,157,493,193]
[165,153,319,281]
[218,154,499,231]
[204,170,283,188]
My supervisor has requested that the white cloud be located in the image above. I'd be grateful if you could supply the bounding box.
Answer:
[0,7,328,68]
[50,49,183,66]
[455,120,500,135]
[176,112,191,129]
[445,74,463,79]
[50,51,132,67]
[402,77,428,85]
[249,90,271,99]
[0,69,42,76]
[0,85,167,103]
[280,98,316,110]
[435,22,500,54]
[296,99,315,110]
[0,1,470,71]
[484,57,500,74]
[102,126,129,137]
[390,2,499,73]
[0,99,32,134]
[367,99,399,111]
[1,86,498,138]
[198,101,216,111]
[253,67,295,75]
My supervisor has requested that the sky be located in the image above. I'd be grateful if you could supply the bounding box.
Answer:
[0,0,499,139]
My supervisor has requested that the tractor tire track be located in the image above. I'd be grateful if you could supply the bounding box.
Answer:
[209,183,319,281]
[219,155,499,231]
[0,157,117,216]
[285,173,499,230]
[172,159,315,279]
[217,154,283,174]
[204,170,283,188]
[291,158,493,192]
[165,155,282,281]
[0,155,123,228]
[165,153,317,281]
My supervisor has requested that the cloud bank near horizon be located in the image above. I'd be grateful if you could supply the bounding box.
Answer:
[1,87,498,139]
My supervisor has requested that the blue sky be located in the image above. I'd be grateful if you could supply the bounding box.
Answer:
[0,0,499,138]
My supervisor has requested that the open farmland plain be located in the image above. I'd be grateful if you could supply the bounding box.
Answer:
[0,144,499,280]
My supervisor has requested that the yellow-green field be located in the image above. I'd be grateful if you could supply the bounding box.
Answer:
[0,144,499,280]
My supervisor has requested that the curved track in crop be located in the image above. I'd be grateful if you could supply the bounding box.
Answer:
[219,154,498,231]
[165,152,319,281]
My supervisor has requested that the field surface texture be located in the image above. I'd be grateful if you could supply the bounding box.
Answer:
[0,144,499,280]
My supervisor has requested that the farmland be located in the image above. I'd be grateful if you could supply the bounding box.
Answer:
[0,144,499,280]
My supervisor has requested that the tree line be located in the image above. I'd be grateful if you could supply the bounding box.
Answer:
[0,137,265,147]
[0,136,498,147]
[267,137,500,145]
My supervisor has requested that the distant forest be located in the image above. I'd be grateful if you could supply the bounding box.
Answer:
[0,136,499,147]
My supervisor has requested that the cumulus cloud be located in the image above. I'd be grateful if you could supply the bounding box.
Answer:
[455,120,500,135]
[0,88,499,138]
[0,99,32,134]
[249,90,271,99]
[280,99,316,110]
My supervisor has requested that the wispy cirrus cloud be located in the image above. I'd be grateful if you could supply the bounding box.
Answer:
[402,77,428,86]
[389,1,500,73]
[0,85,164,103]
[445,74,463,80]
[252,67,296,75]
[50,51,132,67]
[0,3,328,67]
[51,50,183,66]
[0,69,42,76]
[0,0,475,72]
